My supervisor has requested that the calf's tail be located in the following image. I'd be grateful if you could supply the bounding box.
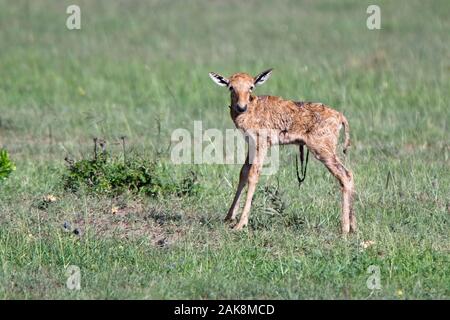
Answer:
[341,114,351,154]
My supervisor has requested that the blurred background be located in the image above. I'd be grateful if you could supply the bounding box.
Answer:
[1,0,448,156]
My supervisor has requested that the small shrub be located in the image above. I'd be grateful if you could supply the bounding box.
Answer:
[62,139,200,197]
[0,148,15,181]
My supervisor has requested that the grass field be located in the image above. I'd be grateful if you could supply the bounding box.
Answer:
[0,0,449,299]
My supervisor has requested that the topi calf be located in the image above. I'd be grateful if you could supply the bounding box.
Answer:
[209,69,355,234]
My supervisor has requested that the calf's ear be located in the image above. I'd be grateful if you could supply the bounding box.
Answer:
[254,68,273,86]
[209,72,230,87]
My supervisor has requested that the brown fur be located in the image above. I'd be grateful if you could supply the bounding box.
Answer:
[210,70,356,234]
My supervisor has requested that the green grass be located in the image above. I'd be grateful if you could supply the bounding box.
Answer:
[0,0,449,299]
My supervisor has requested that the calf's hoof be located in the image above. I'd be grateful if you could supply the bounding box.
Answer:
[232,222,247,231]
[223,216,236,223]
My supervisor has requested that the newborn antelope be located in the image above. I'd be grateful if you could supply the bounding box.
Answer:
[209,69,356,234]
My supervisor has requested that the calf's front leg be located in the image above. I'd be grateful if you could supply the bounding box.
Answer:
[224,154,250,222]
[233,147,267,230]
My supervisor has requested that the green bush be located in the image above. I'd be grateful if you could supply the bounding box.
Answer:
[0,148,15,181]
[62,141,200,197]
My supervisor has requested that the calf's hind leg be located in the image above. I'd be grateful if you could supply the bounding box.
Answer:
[325,156,354,234]
[312,147,355,234]
[347,170,356,232]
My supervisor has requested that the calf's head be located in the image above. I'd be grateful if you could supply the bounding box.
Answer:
[209,69,273,113]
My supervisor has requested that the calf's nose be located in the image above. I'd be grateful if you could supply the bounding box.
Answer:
[236,104,248,113]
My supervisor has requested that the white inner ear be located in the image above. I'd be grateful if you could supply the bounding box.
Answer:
[255,71,272,86]
[209,73,229,87]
